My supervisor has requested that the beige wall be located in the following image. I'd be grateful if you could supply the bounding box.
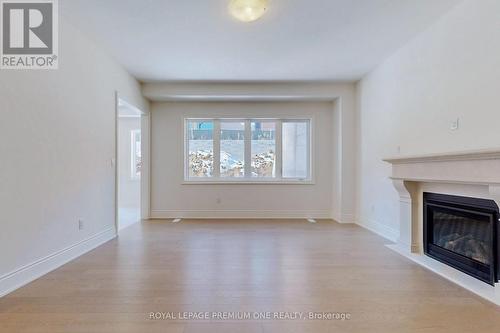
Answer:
[144,82,358,222]
[0,18,148,293]
[355,0,500,240]
[151,101,335,219]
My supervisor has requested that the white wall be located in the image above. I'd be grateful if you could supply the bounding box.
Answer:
[0,18,148,295]
[151,101,335,219]
[356,0,500,240]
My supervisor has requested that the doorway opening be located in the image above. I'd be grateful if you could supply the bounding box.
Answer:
[117,98,144,231]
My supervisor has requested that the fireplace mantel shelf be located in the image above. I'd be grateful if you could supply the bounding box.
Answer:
[383,148,500,164]
[388,177,500,186]
[382,148,500,187]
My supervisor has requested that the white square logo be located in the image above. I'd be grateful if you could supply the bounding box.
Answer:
[1,0,58,69]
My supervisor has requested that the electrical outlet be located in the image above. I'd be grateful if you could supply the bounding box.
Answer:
[450,118,459,131]
[78,219,84,230]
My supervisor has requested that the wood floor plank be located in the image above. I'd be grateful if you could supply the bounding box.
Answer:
[0,219,499,333]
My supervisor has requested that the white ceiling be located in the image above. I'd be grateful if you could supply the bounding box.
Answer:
[61,0,460,83]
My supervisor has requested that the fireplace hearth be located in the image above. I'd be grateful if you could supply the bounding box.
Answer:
[424,193,499,285]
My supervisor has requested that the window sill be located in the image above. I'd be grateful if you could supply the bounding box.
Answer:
[182,179,314,185]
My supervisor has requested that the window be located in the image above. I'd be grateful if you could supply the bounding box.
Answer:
[131,129,141,180]
[187,120,214,178]
[251,121,276,178]
[282,121,309,179]
[185,118,311,183]
[220,121,245,177]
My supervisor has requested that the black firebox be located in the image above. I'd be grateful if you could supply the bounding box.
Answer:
[424,192,499,285]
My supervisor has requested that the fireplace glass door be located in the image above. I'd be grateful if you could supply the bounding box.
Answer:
[424,193,499,285]
[431,207,491,265]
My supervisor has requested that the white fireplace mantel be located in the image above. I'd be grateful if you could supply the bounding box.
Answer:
[384,148,500,186]
[383,148,500,305]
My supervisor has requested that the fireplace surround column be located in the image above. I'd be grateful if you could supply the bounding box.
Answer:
[391,179,419,253]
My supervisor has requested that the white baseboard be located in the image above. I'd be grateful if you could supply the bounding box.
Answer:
[338,213,356,224]
[331,212,341,223]
[356,219,399,243]
[0,227,116,298]
[150,209,332,219]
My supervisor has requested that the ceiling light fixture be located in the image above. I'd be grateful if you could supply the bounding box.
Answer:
[229,0,268,23]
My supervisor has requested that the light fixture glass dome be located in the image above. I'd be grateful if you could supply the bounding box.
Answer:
[229,0,268,22]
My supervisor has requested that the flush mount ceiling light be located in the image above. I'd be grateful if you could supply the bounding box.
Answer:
[229,0,268,22]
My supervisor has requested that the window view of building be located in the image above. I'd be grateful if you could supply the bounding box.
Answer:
[282,121,309,179]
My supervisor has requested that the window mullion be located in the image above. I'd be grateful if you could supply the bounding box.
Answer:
[184,119,190,180]
[213,120,221,178]
[307,120,311,181]
[275,119,283,180]
[244,120,251,179]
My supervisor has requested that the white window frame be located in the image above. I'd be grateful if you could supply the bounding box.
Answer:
[184,118,313,184]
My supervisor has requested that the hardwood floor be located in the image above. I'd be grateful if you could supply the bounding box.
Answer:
[1,219,499,332]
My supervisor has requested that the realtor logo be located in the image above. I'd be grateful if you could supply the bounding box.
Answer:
[1,0,58,69]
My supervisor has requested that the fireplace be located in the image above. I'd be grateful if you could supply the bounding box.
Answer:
[424,192,499,285]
